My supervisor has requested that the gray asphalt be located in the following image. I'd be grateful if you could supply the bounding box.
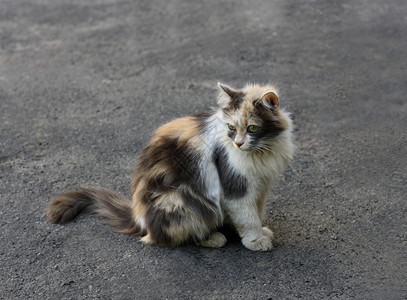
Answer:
[1,1,406,299]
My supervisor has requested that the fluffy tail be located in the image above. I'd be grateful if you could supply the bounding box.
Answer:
[46,187,142,236]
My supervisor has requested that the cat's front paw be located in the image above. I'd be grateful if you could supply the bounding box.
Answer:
[242,232,273,251]
[261,227,274,239]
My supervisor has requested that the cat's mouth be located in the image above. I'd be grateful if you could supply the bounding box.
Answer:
[234,144,250,152]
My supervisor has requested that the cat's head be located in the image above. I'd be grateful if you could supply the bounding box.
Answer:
[217,82,292,153]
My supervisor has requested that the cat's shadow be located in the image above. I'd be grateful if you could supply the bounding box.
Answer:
[218,224,241,245]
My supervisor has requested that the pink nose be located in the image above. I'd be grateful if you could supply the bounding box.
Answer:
[235,142,244,148]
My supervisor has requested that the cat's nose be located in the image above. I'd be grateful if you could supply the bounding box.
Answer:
[235,141,244,148]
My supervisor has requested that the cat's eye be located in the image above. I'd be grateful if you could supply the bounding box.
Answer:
[227,123,236,131]
[247,125,259,133]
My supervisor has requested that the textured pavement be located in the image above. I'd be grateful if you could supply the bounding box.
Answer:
[1,1,406,299]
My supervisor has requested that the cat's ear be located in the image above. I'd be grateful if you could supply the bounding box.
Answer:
[217,82,243,108]
[218,82,239,98]
[258,92,279,110]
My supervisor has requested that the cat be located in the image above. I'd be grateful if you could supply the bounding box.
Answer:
[46,82,294,251]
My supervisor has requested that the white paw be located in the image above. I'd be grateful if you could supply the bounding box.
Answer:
[261,227,274,239]
[242,232,273,251]
[199,232,227,248]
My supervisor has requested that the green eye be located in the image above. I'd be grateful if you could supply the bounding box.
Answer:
[247,125,259,133]
[227,123,236,131]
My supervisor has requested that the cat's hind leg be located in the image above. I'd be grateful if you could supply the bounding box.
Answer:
[198,232,227,248]
[138,188,223,247]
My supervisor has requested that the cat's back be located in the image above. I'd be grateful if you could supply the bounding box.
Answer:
[132,114,213,193]
[153,115,204,146]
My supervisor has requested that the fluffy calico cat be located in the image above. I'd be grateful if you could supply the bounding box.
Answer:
[47,82,294,251]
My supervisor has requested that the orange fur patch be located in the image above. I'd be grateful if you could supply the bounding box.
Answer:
[154,116,201,146]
